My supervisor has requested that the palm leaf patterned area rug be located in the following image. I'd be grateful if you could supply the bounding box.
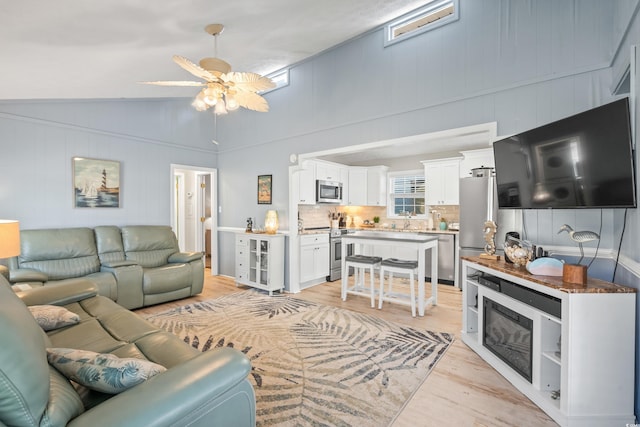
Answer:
[144,290,454,426]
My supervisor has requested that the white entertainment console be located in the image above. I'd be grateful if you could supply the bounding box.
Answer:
[461,257,636,427]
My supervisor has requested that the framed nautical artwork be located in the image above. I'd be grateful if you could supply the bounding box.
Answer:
[73,157,121,208]
[257,174,272,204]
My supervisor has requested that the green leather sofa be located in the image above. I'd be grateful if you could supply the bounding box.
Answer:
[0,275,256,427]
[7,225,204,309]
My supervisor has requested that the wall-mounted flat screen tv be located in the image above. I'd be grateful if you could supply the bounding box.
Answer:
[493,98,636,209]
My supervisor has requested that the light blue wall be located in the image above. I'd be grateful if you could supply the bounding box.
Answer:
[0,98,217,229]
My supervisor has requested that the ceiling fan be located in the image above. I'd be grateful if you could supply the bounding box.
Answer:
[141,24,275,115]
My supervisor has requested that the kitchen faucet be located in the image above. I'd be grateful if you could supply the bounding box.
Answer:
[402,211,412,230]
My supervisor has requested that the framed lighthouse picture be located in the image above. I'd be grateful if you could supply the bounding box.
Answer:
[73,157,121,208]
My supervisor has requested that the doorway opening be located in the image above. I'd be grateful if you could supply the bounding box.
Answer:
[170,164,218,275]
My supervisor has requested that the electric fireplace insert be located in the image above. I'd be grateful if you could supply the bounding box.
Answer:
[483,297,533,382]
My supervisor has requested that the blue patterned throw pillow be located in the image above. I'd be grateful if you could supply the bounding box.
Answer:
[28,305,80,331]
[47,348,166,394]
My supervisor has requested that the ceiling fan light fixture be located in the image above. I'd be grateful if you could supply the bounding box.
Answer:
[203,87,218,106]
[225,94,239,111]
[142,23,274,116]
[192,90,208,111]
[214,98,228,115]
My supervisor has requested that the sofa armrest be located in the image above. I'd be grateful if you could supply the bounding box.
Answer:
[17,280,99,306]
[67,348,255,427]
[168,252,203,264]
[100,264,144,310]
[10,268,48,283]
[101,260,139,268]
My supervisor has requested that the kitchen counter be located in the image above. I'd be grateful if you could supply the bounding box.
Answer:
[300,227,458,235]
[299,229,330,235]
[371,228,458,235]
[342,232,439,316]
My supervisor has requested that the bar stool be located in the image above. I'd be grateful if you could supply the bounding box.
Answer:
[378,258,419,317]
[341,255,382,307]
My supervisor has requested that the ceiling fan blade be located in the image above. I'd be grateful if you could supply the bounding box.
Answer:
[224,72,276,92]
[139,81,206,87]
[234,91,270,112]
[173,55,217,81]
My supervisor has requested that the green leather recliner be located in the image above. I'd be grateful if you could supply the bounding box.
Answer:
[0,275,256,427]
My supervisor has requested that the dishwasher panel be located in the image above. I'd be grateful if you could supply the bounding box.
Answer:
[424,233,455,285]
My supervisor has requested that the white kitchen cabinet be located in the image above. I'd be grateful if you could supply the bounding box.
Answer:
[235,233,284,295]
[339,166,350,206]
[459,148,495,178]
[315,161,343,182]
[346,166,388,206]
[366,166,388,206]
[462,258,635,427]
[296,161,316,205]
[299,233,330,284]
[346,167,368,206]
[422,158,460,205]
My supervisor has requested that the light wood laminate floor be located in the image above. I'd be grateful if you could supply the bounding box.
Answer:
[136,272,558,427]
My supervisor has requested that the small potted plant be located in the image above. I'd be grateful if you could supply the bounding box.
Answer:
[372,216,380,227]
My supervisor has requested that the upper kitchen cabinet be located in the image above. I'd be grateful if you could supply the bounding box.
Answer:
[346,167,368,205]
[422,158,461,205]
[296,160,316,205]
[459,148,495,177]
[346,166,388,206]
[366,166,389,206]
[315,161,344,182]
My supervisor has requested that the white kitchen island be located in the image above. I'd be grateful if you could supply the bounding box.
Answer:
[341,232,439,316]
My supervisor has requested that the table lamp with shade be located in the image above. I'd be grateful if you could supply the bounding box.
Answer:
[0,220,20,280]
[0,220,20,258]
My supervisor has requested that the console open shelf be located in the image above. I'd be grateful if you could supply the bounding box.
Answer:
[461,257,635,427]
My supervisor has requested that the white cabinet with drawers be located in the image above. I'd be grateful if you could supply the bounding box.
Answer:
[235,233,284,295]
[299,233,330,285]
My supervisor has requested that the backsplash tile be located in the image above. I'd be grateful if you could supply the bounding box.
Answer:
[298,204,459,231]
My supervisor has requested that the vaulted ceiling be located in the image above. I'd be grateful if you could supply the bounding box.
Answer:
[1,0,429,100]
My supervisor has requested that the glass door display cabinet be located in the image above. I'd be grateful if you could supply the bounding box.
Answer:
[236,233,284,295]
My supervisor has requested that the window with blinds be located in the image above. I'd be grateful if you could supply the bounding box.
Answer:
[388,173,426,217]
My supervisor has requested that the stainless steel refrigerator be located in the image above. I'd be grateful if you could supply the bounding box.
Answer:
[457,173,520,287]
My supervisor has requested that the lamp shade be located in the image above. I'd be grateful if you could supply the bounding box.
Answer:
[0,220,20,258]
[264,210,279,234]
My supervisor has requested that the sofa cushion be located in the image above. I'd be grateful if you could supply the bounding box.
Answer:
[47,348,166,394]
[121,226,179,268]
[18,228,101,280]
[28,305,80,331]
[94,225,126,264]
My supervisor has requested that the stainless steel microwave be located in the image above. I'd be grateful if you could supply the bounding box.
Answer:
[316,180,342,204]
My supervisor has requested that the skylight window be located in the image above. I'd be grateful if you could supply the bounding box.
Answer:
[384,0,458,46]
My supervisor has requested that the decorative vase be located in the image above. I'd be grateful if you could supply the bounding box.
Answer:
[439,221,447,230]
[504,235,533,267]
